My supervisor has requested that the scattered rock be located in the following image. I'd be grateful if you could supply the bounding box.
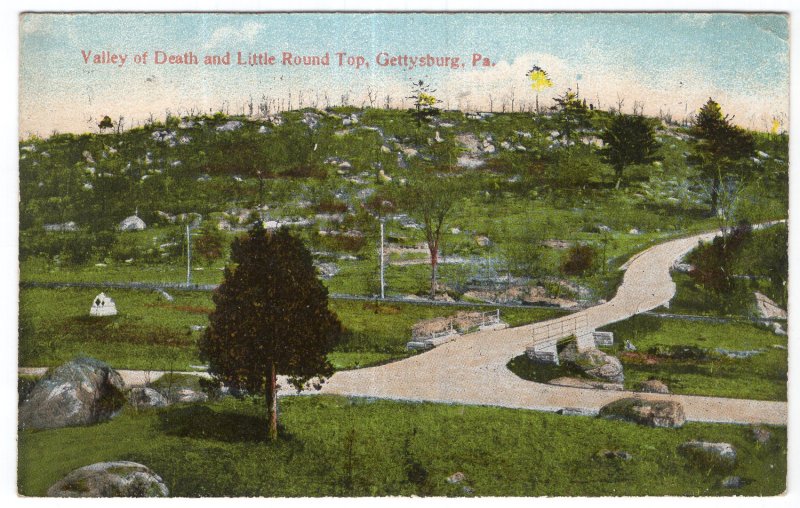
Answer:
[624,340,637,352]
[216,120,242,132]
[446,472,466,484]
[558,407,596,417]
[679,441,737,468]
[128,387,169,409]
[44,222,78,232]
[156,289,174,302]
[475,235,492,247]
[118,215,146,231]
[629,228,642,235]
[754,292,787,319]
[599,397,685,428]
[172,388,208,404]
[549,377,623,391]
[47,461,169,497]
[721,476,744,489]
[637,379,670,394]
[19,357,126,430]
[752,426,772,445]
[559,343,624,383]
[596,450,632,461]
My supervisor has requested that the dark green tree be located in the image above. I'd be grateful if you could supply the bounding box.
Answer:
[98,115,114,132]
[193,221,226,265]
[550,89,592,145]
[601,114,660,188]
[691,98,755,215]
[199,223,342,440]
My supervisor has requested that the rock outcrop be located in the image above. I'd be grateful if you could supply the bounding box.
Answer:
[19,357,125,430]
[599,397,685,428]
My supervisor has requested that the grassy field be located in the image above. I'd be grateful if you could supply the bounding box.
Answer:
[18,395,786,497]
[509,315,787,401]
[19,287,564,371]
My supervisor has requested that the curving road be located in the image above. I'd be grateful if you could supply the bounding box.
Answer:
[317,226,788,425]
[19,224,787,425]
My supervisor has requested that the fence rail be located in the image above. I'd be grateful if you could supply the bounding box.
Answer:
[530,313,589,345]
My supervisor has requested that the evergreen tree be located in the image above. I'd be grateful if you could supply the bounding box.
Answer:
[551,89,591,145]
[691,98,755,215]
[199,223,342,440]
[601,114,660,188]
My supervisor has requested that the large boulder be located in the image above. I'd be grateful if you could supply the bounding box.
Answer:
[19,357,125,430]
[599,397,686,428]
[559,343,624,383]
[128,387,169,409]
[47,461,169,497]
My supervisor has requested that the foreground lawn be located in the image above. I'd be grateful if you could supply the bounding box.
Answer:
[19,287,563,371]
[18,395,786,497]
[509,314,787,401]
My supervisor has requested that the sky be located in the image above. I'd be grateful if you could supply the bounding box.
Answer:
[18,12,790,136]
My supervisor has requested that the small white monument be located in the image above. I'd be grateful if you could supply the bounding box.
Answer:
[90,292,117,317]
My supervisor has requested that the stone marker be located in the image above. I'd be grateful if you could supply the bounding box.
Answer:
[90,292,117,317]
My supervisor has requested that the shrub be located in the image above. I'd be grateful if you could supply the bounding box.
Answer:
[561,243,598,276]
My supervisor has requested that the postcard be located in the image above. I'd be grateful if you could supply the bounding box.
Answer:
[16,11,790,498]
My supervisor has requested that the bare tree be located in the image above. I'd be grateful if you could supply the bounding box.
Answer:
[367,86,377,108]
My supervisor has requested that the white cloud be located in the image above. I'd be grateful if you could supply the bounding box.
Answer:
[202,21,264,50]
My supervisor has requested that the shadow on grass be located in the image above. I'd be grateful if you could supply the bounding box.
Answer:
[157,405,295,444]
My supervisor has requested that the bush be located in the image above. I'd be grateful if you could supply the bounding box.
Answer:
[561,243,598,276]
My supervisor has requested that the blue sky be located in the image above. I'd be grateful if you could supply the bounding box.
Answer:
[19,12,789,135]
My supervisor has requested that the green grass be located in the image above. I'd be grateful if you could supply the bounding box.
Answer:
[508,315,787,401]
[18,395,786,497]
[601,315,787,401]
[19,287,564,371]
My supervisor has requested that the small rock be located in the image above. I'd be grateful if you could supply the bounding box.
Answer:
[721,476,743,489]
[446,472,466,484]
[47,461,169,497]
[173,388,208,404]
[558,407,596,417]
[637,379,670,394]
[462,486,474,495]
[752,426,772,445]
[128,387,169,409]
[629,228,641,235]
[475,235,492,247]
[596,449,632,461]
[679,441,737,466]
[624,340,637,352]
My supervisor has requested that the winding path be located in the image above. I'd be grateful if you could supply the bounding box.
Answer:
[317,225,788,425]
[19,225,788,425]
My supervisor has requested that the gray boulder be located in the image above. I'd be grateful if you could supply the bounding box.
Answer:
[47,461,169,497]
[128,387,169,409]
[752,426,772,445]
[172,388,208,404]
[559,343,624,383]
[599,397,685,428]
[721,476,744,489]
[679,441,737,469]
[637,379,670,394]
[19,357,125,430]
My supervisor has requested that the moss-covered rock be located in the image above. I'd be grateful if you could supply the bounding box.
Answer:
[599,397,685,428]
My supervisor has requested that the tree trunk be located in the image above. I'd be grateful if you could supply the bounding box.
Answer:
[266,361,278,441]
[710,175,720,216]
[429,245,438,299]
